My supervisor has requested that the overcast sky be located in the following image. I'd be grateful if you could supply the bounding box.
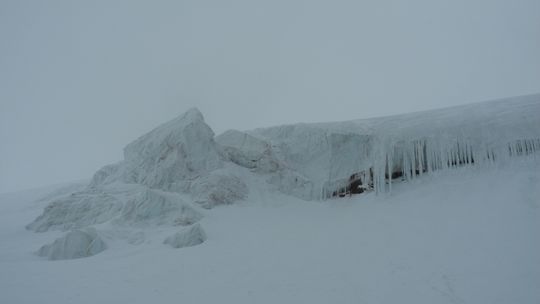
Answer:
[1,0,539,193]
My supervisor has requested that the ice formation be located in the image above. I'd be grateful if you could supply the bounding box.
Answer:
[89,108,223,192]
[37,228,106,260]
[163,223,207,249]
[190,173,249,209]
[248,94,540,198]
[27,94,540,259]
[27,184,202,232]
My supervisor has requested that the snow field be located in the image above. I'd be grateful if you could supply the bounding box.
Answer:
[1,160,538,303]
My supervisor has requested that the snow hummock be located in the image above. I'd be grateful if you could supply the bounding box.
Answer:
[163,223,207,248]
[37,228,106,260]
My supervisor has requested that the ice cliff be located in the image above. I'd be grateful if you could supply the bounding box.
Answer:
[27,94,540,259]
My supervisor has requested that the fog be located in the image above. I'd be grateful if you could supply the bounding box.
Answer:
[1,0,539,193]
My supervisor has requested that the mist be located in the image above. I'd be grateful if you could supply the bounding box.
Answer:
[1,0,539,193]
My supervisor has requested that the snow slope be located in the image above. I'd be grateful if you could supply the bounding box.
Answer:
[1,160,539,303]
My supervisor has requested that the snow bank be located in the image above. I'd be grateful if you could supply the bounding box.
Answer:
[37,228,106,260]
[163,223,206,248]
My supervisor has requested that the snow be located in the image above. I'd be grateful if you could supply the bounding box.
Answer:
[1,94,540,303]
[1,160,539,303]
[27,184,203,232]
[190,173,249,209]
[163,223,207,249]
[249,94,540,198]
[37,228,106,260]
[89,108,223,192]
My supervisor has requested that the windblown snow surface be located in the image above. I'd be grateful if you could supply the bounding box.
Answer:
[1,94,540,303]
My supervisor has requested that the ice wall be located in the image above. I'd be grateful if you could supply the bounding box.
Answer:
[249,94,540,198]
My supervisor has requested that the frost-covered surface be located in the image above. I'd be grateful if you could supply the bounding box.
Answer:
[216,130,280,173]
[2,94,540,301]
[22,94,540,263]
[190,173,248,209]
[25,108,223,258]
[27,187,124,232]
[27,184,202,232]
[89,108,223,192]
[249,94,540,198]
[37,228,106,260]
[1,159,539,303]
[163,223,207,248]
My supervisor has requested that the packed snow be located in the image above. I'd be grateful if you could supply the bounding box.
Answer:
[1,159,539,303]
[0,94,539,303]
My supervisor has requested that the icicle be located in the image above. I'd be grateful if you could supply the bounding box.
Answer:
[386,153,392,192]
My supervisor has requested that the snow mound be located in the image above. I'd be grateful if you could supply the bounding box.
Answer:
[37,228,106,260]
[190,173,248,209]
[163,223,206,248]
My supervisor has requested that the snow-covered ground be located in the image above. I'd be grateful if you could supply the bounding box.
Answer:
[1,159,539,304]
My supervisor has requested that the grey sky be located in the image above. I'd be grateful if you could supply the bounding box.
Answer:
[1,0,539,193]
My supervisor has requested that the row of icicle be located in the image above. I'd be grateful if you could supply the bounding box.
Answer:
[325,137,540,198]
